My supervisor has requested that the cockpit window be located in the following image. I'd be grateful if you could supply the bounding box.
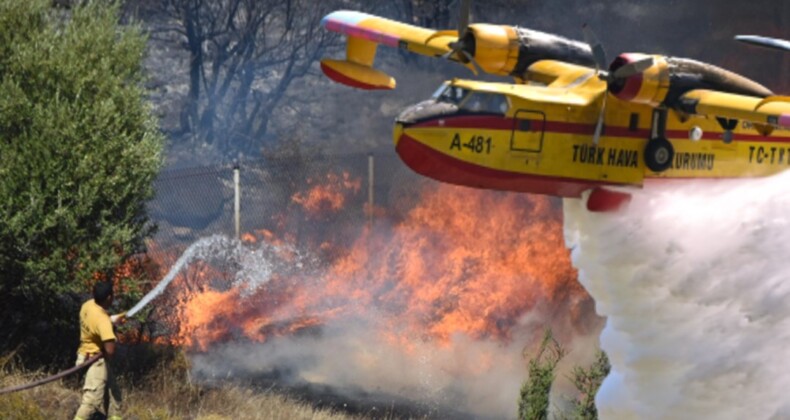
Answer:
[433,83,470,105]
[459,92,510,114]
[432,83,510,114]
[431,82,450,99]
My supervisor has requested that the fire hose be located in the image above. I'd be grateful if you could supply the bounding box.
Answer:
[0,313,131,395]
[0,354,103,396]
[0,297,155,396]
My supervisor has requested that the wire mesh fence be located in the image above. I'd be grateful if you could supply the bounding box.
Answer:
[145,153,424,260]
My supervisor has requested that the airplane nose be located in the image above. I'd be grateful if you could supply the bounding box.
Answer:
[393,121,404,147]
[394,99,459,148]
[394,100,459,146]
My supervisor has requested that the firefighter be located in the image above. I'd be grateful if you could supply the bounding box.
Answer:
[73,281,125,420]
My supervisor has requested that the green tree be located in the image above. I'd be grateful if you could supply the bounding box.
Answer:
[519,330,567,420]
[0,0,163,364]
[570,350,610,420]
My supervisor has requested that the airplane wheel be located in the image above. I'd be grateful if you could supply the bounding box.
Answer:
[644,137,674,172]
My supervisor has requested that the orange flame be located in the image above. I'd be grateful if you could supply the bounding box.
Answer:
[291,171,361,217]
[148,181,593,352]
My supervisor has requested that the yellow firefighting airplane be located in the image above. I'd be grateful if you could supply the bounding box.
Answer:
[319,4,790,211]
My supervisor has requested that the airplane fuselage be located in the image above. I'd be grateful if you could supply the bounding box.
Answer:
[394,61,790,199]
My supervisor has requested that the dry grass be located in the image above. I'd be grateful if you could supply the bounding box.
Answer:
[0,380,364,420]
[0,349,375,420]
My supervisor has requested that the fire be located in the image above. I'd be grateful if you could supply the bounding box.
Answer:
[147,178,593,352]
[290,171,361,217]
[319,186,584,344]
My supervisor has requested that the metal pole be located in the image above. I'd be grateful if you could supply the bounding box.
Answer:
[233,161,240,239]
[368,154,374,228]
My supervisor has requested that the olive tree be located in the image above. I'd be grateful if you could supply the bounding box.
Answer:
[0,0,164,363]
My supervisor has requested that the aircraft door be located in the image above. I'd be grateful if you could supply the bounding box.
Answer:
[511,110,545,153]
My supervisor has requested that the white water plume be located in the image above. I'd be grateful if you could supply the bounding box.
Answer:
[563,172,790,419]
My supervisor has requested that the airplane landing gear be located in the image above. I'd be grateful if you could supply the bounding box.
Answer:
[644,108,674,172]
[644,137,674,172]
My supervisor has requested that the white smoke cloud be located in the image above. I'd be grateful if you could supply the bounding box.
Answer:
[564,172,790,419]
[190,316,585,419]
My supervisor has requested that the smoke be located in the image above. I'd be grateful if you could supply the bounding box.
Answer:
[563,172,790,419]
[187,308,599,419]
[191,321,528,418]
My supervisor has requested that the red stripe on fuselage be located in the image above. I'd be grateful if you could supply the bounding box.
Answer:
[395,132,614,197]
[409,114,790,143]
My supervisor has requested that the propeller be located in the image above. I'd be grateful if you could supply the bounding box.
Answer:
[582,24,607,75]
[457,0,470,37]
[581,25,655,83]
[581,24,655,144]
[441,0,483,75]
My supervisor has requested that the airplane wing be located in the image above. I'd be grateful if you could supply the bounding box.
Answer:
[322,11,457,59]
[678,89,790,131]
[320,10,459,90]
[320,10,596,90]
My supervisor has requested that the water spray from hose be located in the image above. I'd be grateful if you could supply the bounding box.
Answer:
[127,235,238,317]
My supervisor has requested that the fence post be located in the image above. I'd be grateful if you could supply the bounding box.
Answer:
[368,154,374,228]
[233,161,241,239]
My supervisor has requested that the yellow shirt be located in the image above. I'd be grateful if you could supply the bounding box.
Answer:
[77,299,116,355]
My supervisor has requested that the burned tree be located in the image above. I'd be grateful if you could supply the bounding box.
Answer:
[160,0,338,156]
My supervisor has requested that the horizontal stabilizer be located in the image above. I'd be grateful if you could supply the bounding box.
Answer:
[320,59,396,90]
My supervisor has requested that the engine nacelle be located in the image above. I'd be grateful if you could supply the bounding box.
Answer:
[463,24,519,76]
[464,24,596,78]
[609,53,670,107]
[608,53,772,107]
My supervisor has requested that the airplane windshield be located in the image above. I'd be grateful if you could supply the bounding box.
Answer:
[459,92,510,114]
[433,84,470,105]
[432,83,509,114]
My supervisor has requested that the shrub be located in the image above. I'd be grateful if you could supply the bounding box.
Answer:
[570,350,610,420]
[0,0,164,365]
[518,330,567,420]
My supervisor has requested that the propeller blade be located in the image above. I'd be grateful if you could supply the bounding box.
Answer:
[582,24,607,72]
[460,49,482,75]
[443,41,468,62]
[612,57,655,79]
[459,0,471,38]
[735,35,790,52]
[440,0,474,70]
[593,92,607,145]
